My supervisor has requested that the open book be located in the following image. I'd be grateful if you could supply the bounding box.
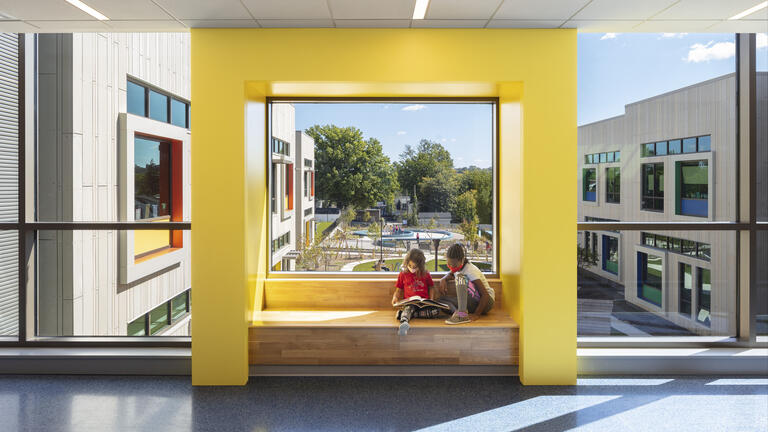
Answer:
[393,296,451,310]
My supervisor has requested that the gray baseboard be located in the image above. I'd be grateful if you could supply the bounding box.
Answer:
[0,348,191,375]
[578,348,768,375]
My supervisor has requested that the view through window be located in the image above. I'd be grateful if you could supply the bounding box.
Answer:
[269,102,495,274]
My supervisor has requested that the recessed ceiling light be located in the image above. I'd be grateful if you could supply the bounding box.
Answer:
[65,0,109,21]
[413,0,430,20]
[728,1,767,20]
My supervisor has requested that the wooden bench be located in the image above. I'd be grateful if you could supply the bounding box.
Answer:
[249,279,519,366]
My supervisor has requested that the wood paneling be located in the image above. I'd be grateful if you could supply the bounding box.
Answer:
[264,278,503,310]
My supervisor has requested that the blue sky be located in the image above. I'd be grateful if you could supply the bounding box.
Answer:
[295,103,494,169]
[292,32,767,163]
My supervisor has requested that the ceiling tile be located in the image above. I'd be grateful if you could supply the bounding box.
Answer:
[0,20,40,32]
[328,0,415,20]
[562,20,643,32]
[706,20,768,33]
[411,19,487,28]
[242,0,331,20]
[257,19,334,28]
[425,0,500,20]
[0,0,95,20]
[572,0,676,20]
[335,19,411,28]
[83,0,175,20]
[105,20,187,30]
[495,0,590,20]
[654,0,765,20]
[25,20,112,32]
[184,19,260,28]
[153,0,253,20]
[634,20,722,32]
[486,19,562,28]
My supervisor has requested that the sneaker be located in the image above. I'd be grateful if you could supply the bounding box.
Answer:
[445,311,471,325]
[398,320,410,336]
[395,309,402,321]
[413,308,440,319]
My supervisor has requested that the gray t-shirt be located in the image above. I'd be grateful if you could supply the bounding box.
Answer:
[454,261,495,301]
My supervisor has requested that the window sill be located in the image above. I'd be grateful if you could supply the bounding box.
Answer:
[135,247,180,264]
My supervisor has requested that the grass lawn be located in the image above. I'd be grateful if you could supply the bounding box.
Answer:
[315,221,332,238]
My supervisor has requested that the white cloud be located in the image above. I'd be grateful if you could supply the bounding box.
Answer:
[661,33,687,38]
[685,41,735,63]
[600,33,618,40]
[402,104,426,111]
[758,33,767,49]
[440,138,447,142]
[396,131,407,135]
[450,138,456,142]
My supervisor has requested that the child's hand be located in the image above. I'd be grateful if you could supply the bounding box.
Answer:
[439,278,448,295]
[391,297,400,307]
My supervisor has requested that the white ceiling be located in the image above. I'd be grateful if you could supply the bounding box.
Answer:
[0,0,765,33]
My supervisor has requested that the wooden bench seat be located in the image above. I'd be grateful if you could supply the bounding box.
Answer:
[249,278,519,366]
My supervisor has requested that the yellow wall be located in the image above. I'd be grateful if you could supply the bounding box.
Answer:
[191,29,576,385]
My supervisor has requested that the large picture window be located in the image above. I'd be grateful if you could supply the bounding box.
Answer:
[641,163,664,212]
[583,168,596,202]
[134,137,172,221]
[637,251,662,306]
[677,160,708,217]
[269,101,496,273]
[605,167,620,204]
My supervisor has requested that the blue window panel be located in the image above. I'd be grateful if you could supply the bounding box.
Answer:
[127,81,146,117]
[171,98,187,128]
[149,90,169,123]
[655,141,668,155]
[681,199,707,217]
[697,135,711,152]
[682,137,697,153]
[668,139,682,154]
[585,191,596,201]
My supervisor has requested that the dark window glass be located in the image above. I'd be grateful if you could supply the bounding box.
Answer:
[643,233,655,247]
[599,153,607,163]
[678,160,708,217]
[670,237,681,253]
[127,315,146,336]
[606,167,620,203]
[134,137,171,220]
[585,155,590,164]
[680,263,692,317]
[638,252,662,306]
[149,303,169,335]
[668,139,682,154]
[682,137,697,153]
[656,141,668,155]
[171,292,188,321]
[583,168,597,201]
[614,151,620,162]
[698,243,711,261]
[607,151,614,163]
[697,135,711,152]
[602,235,619,275]
[171,98,187,128]
[127,81,146,117]
[697,268,711,327]
[271,163,277,213]
[148,90,169,123]
[682,240,697,257]
[655,235,668,249]
[641,163,664,211]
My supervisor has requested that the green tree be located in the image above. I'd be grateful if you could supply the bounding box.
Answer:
[396,140,454,202]
[418,169,456,212]
[451,190,478,224]
[457,168,492,224]
[458,216,479,252]
[305,125,399,209]
[577,243,598,269]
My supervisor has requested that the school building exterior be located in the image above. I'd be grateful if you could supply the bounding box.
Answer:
[578,72,768,336]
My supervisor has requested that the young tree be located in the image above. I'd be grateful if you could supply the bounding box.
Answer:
[305,125,399,209]
[457,167,493,224]
[451,190,478,224]
[577,243,598,269]
[367,220,384,258]
[458,216,479,252]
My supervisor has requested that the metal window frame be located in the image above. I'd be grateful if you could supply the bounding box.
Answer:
[577,33,766,349]
[0,35,191,348]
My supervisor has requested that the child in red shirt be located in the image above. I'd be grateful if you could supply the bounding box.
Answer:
[391,249,440,335]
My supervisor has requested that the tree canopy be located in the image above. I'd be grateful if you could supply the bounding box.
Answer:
[457,167,493,224]
[305,125,399,209]
[395,140,454,200]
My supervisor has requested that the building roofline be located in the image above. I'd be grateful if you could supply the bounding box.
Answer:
[625,72,736,107]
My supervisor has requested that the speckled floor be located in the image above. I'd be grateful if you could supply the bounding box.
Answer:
[0,375,766,431]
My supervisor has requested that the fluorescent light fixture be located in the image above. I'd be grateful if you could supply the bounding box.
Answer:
[65,0,109,21]
[413,0,430,20]
[728,1,767,20]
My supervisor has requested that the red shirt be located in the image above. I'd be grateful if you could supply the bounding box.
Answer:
[396,271,434,298]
